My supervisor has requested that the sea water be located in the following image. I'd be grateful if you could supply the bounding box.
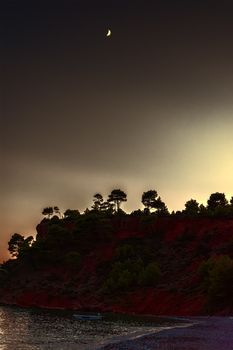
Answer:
[0,306,185,350]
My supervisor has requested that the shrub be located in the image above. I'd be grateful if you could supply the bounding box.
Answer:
[116,244,136,260]
[139,262,161,286]
[64,252,81,270]
[103,259,161,293]
[103,259,143,293]
[117,270,133,290]
[208,256,233,303]
[199,255,233,308]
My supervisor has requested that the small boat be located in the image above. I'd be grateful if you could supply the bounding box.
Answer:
[73,313,103,320]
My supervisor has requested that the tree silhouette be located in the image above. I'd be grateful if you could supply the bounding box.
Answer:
[141,190,158,212]
[184,199,200,216]
[207,192,228,211]
[100,201,114,214]
[154,196,169,215]
[54,206,61,218]
[64,209,80,219]
[42,207,54,218]
[8,233,33,258]
[8,233,24,257]
[92,193,104,211]
[108,189,127,212]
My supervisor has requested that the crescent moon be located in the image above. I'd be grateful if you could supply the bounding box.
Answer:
[107,29,111,37]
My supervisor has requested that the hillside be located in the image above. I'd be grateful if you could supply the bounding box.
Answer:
[0,214,233,315]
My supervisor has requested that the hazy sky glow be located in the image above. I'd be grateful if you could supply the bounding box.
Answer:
[1,0,233,260]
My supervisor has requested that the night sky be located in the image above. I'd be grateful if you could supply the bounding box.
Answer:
[1,1,233,260]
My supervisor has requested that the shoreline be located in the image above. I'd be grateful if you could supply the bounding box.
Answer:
[94,321,195,350]
[1,304,233,349]
[0,300,201,318]
[96,317,233,350]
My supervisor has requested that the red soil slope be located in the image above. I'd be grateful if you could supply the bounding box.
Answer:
[1,217,233,315]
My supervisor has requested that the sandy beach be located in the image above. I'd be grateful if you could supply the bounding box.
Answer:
[98,317,233,350]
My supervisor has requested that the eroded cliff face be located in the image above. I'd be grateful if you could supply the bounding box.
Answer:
[1,216,233,315]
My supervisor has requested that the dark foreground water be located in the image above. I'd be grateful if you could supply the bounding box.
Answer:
[0,306,185,350]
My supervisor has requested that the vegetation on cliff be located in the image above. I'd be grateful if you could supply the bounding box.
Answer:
[1,189,233,315]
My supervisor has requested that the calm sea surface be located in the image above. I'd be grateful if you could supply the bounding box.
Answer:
[0,306,184,350]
